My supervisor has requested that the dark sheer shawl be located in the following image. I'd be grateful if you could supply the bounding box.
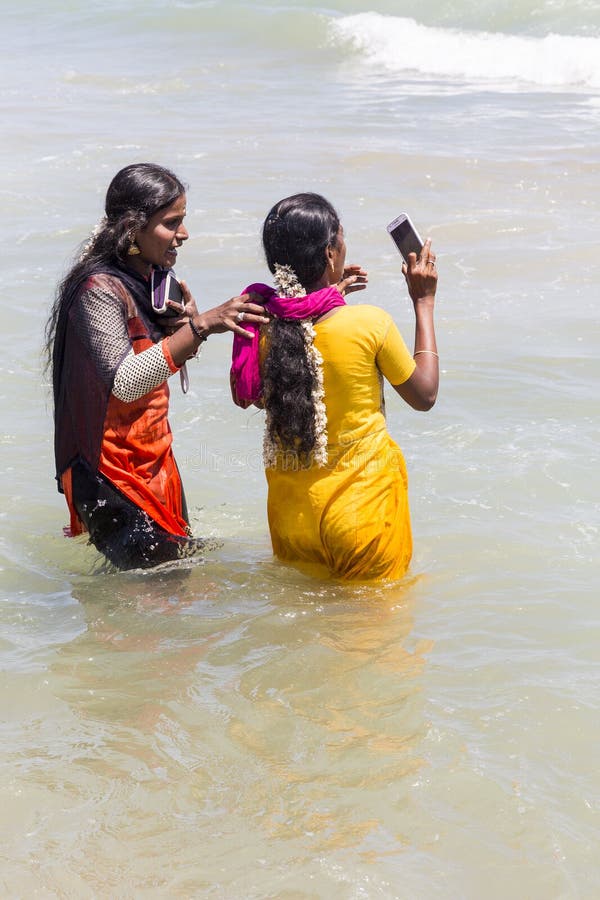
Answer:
[52,262,160,490]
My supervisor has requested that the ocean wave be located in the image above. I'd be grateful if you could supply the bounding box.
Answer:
[329,13,600,90]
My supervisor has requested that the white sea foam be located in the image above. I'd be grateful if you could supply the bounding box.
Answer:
[330,13,600,90]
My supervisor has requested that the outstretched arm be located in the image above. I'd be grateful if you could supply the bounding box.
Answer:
[392,238,439,411]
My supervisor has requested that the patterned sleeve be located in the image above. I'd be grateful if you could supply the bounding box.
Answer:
[71,285,132,389]
[73,281,178,403]
[376,315,416,386]
[112,344,175,402]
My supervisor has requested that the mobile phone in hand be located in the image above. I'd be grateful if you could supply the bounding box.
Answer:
[387,214,423,263]
[150,268,184,316]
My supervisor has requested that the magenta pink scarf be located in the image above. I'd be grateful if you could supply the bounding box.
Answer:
[230,282,346,405]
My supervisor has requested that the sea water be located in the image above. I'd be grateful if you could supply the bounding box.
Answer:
[1,1,599,896]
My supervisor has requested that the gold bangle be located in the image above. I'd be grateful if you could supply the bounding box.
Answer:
[413,349,439,358]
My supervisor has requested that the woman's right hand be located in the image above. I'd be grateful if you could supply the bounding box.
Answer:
[402,238,437,306]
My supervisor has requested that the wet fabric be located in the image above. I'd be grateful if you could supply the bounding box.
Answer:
[67,459,198,570]
[54,267,194,569]
[263,304,417,580]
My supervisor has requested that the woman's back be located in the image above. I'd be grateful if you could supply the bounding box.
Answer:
[314,304,414,450]
[265,304,416,580]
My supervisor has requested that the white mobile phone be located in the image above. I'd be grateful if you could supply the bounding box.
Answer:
[386,214,423,263]
[150,267,184,315]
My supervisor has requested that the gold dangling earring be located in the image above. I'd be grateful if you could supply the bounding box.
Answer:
[127,231,141,256]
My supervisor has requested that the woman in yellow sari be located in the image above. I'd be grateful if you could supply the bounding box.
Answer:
[231,193,439,580]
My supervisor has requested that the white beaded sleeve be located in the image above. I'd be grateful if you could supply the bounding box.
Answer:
[112,343,174,402]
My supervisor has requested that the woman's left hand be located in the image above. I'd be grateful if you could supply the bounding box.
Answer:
[338,264,368,296]
[163,283,269,339]
[196,291,270,339]
[164,282,270,367]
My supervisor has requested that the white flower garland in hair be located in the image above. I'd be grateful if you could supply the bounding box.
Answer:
[300,319,328,467]
[262,408,278,469]
[79,216,108,261]
[262,263,328,469]
[273,263,306,299]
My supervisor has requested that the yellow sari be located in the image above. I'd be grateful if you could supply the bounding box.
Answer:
[265,304,416,580]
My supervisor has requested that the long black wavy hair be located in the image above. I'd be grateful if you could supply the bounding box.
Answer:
[44,162,186,371]
[261,193,341,465]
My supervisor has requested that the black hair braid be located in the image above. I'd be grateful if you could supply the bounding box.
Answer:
[263,319,317,466]
[260,192,340,465]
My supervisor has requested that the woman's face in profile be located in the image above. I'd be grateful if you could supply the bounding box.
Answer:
[328,226,347,284]
[133,194,189,272]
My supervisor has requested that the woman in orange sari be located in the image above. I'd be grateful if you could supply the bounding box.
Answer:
[231,193,439,580]
[46,163,268,569]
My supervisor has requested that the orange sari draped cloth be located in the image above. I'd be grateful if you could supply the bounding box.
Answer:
[63,315,188,539]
